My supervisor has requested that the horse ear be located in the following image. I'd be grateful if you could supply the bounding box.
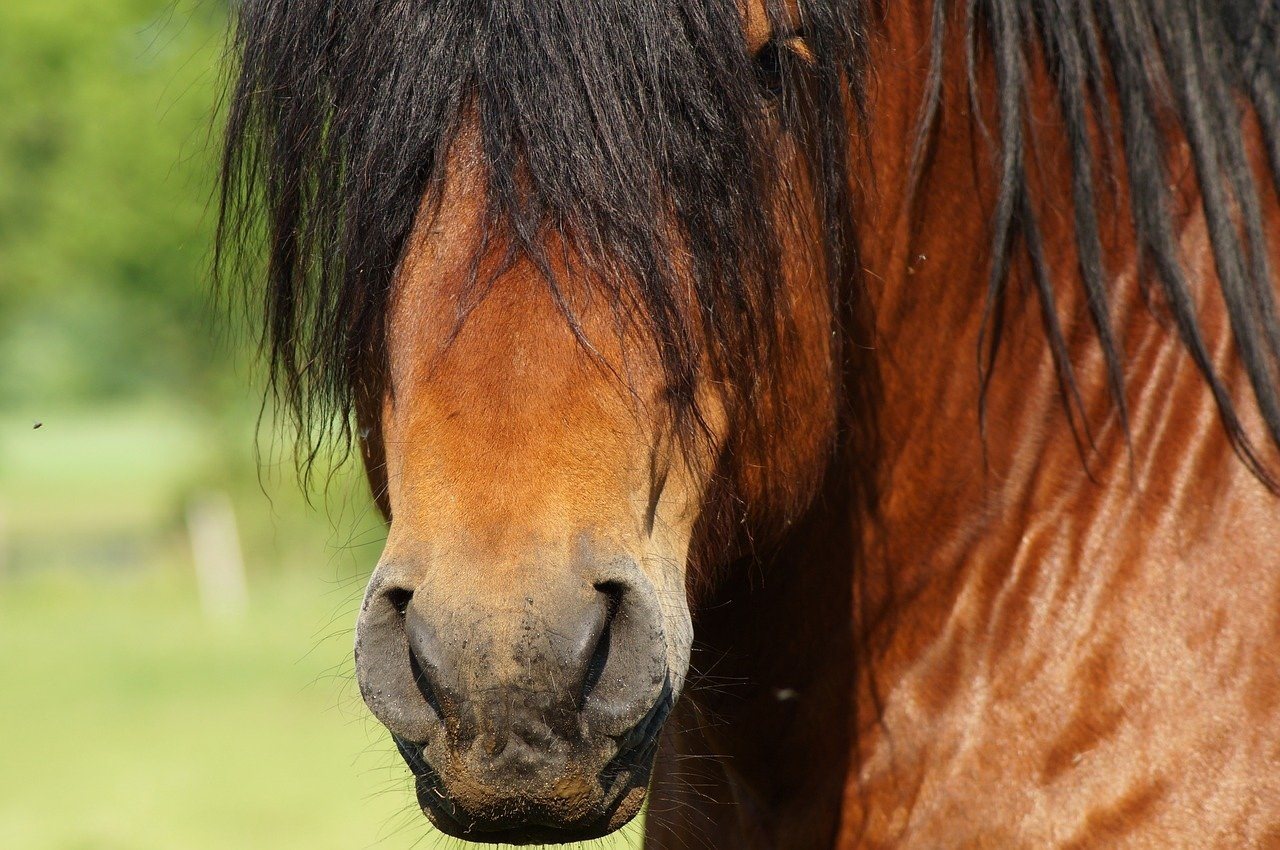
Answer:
[356,394,392,523]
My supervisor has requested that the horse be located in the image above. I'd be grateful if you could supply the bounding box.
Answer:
[216,0,1280,846]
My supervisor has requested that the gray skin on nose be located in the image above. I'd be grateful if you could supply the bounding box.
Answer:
[354,555,672,841]
[405,579,610,753]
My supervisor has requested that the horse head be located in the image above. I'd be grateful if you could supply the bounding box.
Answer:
[219,0,861,841]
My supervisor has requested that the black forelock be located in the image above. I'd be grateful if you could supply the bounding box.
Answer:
[219,0,1280,492]
[216,0,869,471]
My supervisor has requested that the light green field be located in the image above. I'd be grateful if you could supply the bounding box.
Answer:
[0,408,643,849]
[0,569,645,850]
[0,0,646,844]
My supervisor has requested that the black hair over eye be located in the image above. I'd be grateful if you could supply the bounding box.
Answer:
[753,37,786,99]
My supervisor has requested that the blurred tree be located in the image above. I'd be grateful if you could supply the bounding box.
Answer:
[0,0,239,409]
[0,1,383,580]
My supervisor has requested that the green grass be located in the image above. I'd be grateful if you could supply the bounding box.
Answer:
[0,570,646,850]
[0,407,644,849]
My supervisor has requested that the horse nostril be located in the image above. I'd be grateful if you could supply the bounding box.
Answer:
[581,583,623,705]
[387,588,412,617]
[407,638,447,723]
[372,584,448,728]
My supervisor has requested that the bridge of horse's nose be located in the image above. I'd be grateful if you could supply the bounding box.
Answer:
[401,581,618,744]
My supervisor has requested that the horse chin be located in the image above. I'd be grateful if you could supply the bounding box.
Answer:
[395,678,673,844]
[407,738,658,845]
[415,767,651,846]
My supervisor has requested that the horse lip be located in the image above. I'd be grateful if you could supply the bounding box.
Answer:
[391,674,675,783]
[415,774,645,846]
[392,733,434,778]
[418,808,618,847]
[405,738,654,841]
[413,767,628,845]
[393,677,674,840]
[601,675,674,781]
[394,736,472,828]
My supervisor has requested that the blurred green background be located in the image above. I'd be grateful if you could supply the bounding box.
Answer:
[0,2,642,848]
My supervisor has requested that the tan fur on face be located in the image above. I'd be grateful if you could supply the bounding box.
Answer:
[743,0,805,52]
[377,131,708,690]
[367,33,843,831]
[378,111,840,605]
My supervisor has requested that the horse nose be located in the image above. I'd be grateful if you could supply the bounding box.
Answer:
[355,565,669,751]
[355,559,673,838]
[402,582,617,744]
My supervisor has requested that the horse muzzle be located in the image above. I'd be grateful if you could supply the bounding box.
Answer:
[354,553,678,843]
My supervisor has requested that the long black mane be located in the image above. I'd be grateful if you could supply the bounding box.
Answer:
[218,0,1280,485]
[942,0,1280,483]
[217,0,867,473]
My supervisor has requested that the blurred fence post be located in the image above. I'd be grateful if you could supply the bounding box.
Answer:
[0,502,8,579]
[186,491,248,622]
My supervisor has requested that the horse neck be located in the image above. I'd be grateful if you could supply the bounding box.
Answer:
[859,0,1279,573]
[814,6,1280,841]
[852,5,1090,586]
[845,0,1280,821]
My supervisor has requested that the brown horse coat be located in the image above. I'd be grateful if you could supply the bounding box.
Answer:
[218,0,1280,846]
[650,5,1280,848]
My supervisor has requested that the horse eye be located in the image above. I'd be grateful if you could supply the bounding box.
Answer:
[754,39,786,99]
[753,35,815,100]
